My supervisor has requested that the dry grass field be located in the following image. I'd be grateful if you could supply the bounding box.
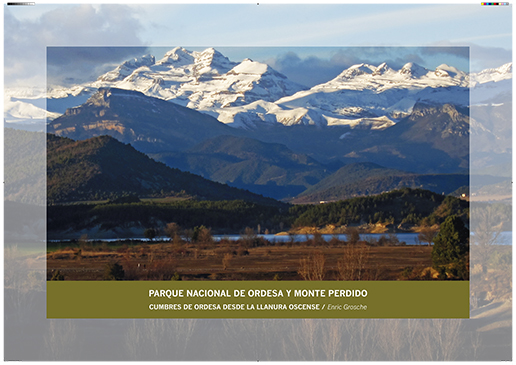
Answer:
[47,238,435,281]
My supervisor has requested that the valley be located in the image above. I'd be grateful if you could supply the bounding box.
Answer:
[44,87,475,200]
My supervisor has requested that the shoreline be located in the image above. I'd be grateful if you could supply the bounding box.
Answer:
[276,223,440,236]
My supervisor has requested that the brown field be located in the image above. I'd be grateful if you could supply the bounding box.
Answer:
[47,239,436,281]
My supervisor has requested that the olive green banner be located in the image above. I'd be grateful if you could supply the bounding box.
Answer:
[47,281,469,319]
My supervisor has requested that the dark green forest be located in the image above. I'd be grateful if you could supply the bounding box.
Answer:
[48,188,469,235]
[47,133,281,206]
[48,199,288,233]
[290,188,468,228]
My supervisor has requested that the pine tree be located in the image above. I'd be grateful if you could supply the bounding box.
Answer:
[431,215,469,267]
[103,261,125,280]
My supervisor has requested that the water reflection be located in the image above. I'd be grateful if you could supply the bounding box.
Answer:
[48,232,512,245]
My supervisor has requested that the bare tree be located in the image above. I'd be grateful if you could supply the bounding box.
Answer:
[320,320,343,360]
[222,253,233,270]
[220,319,279,361]
[298,252,325,280]
[243,227,257,248]
[471,204,503,274]
[44,320,77,360]
[125,319,197,360]
[418,226,438,246]
[346,227,360,244]
[337,243,370,281]
[164,222,182,245]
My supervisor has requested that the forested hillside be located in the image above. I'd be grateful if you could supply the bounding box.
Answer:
[47,134,281,206]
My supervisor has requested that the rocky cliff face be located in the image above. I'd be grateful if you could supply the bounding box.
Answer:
[48,88,241,153]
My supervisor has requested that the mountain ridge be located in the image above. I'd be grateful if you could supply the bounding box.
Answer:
[48,87,244,153]
[6,48,510,132]
[149,135,332,200]
[47,133,283,206]
[49,90,471,177]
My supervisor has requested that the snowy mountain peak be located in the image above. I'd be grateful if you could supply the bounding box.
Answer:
[22,47,508,132]
[478,62,512,76]
[201,47,216,54]
[434,64,464,78]
[230,59,271,76]
[193,48,237,76]
[498,62,512,74]
[372,62,392,76]
[97,54,156,82]
[338,63,377,79]
[399,62,428,78]
[124,54,155,68]
[471,62,512,84]
[156,47,194,66]
[335,63,400,80]
[88,47,306,112]
[183,57,303,109]
[436,63,460,73]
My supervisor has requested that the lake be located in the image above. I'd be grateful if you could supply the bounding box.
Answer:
[48,231,512,245]
[213,232,512,245]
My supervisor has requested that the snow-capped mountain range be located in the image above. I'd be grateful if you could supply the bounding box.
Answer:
[93,47,306,110]
[4,47,512,130]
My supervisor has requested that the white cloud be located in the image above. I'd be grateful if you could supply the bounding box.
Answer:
[5,5,147,87]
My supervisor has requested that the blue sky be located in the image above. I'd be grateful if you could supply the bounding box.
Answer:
[4,2,513,87]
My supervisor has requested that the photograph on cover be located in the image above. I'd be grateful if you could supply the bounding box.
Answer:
[4,1,512,361]
[44,46,471,283]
